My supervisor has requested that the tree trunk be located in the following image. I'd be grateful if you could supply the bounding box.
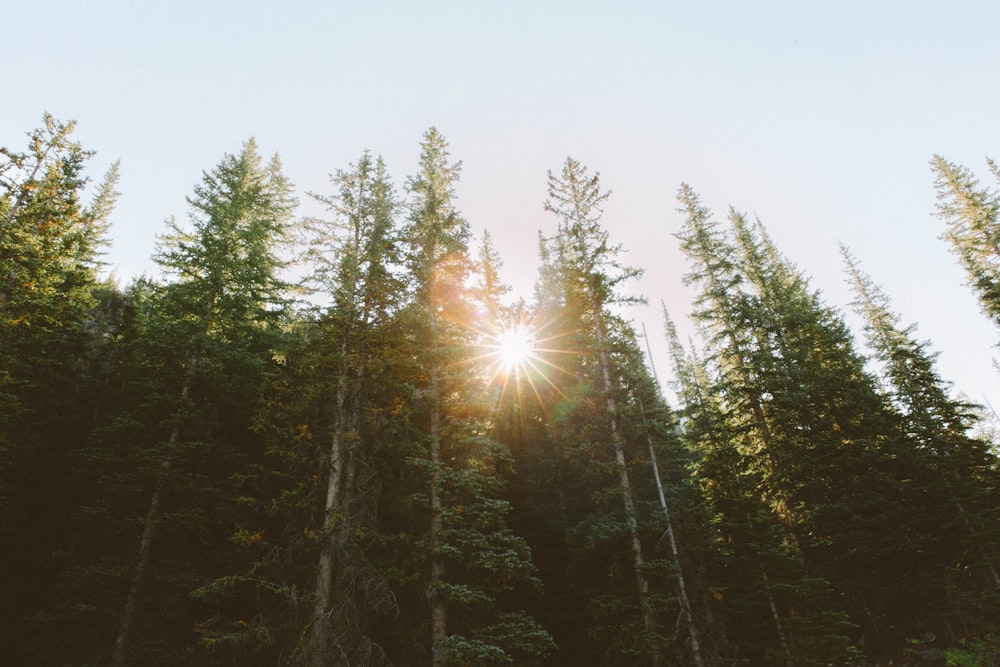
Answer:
[306,413,347,664]
[111,458,169,667]
[112,365,194,667]
[638,396,707,667]
[593,307,659,667]
[111,286,216,664]
[760,561,795,667]
[429,391,447,667]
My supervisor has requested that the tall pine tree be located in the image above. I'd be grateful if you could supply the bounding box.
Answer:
[0,114,119,664]
[843,246,1000,623]
[536,158,674,665]
[931,155,1000,333]
[397,128,552,666]
[107,139,296,666]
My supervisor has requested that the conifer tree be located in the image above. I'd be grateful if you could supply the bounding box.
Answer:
[670,194,819,665]
[931,155,1000,332]
[675,187,882,664]
[108,139,296,666]
[0,114,119,664]
[297,151,404,665]
[35,277,167,665]
[403,127,470,666]
[623,318,722,667]
[675,184,1000,661]
[537,157,672,665]
[657,307,739,667]
[0,114,118,484]
[190,151,407,667]
[399,128,552,666]
[843,246,1000,602]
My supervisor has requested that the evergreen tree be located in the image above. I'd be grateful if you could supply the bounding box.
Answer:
[403,127,472,666]
[246,150,407,666]
[843,246,1000,620]
[674,184,1000,662]
[103,139,296,666]
[300,151,403,665]
[931,155,1000,333]
[675,187,896,664]
[204,151,407,666]
[12,114,1000,665]
[671,197,815,666]
[536,157,676,665]
[0,114,119,664]
[397,128,552,666]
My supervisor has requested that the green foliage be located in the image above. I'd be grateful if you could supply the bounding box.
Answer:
[530,159,699,666]
[674,184,1000,664]
[932,155,1000,332]
[355,128,555,667]
[7,115,1000,666]
[51,138,302,667]
[944,632,1000,666]
[0,114,119,665]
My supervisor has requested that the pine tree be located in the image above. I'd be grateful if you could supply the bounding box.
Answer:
[34,277,166,665]
[108,139,296,665]
[656,307,737,667]
[536,157,674,665]
[670,194,812,665]
[297,151,404,665]
[0,114,119,664]
[675,184,1000,661]
[0,113,118,489]
[403,127,471,666]
[931,155,1000,332]
[843,246,1000,616]
[675,187,880,664]
[398,128,552,666]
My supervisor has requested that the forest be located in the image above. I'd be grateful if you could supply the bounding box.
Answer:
[2,113,1000,667]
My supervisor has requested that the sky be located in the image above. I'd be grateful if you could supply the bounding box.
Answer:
[5,1,1000,409]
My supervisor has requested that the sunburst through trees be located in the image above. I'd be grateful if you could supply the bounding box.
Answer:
[495,324,534,373]
[470,310,572,416]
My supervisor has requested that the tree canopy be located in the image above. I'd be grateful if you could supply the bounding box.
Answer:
[2,115,999,666]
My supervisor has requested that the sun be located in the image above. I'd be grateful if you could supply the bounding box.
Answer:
[496,325,534,374]
[467,310,572,413]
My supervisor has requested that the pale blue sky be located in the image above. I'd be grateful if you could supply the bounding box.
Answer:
[5,1,1000,407]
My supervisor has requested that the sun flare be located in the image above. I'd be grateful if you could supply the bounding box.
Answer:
[469,312,573,413]
[495,325,534,373]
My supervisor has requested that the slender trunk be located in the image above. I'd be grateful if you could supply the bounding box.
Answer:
[111,459,169,667]
[112,363,194,667]
[306,390,347,664]
[429,391,447,666]
[640,325,711,665]
[340,441,359,542]
[112,285,218,665]
[425,271,447,663]
[307,262,367,662]
[638,397,706,667]
[760,562,795,667]
[306,204,389,661]
[593,306,659,667]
